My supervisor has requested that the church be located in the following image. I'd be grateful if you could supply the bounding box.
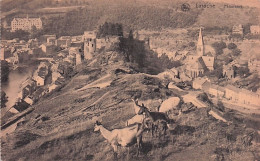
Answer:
[185,28,215,79]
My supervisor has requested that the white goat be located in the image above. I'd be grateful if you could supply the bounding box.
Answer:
[125,114,145,126]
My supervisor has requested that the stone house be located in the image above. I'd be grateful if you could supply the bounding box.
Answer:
[41,43,56,54]
[192,77,210,90]
[42,35,56,43]
[238,89,260,106]
[20,79,37,99]
[13,50,29,64]
[223,65,235,79]
[0,48,12,60]
[47,37,56,45]
[232,24,243,35]
[55,36,71,47]
[225,85,240,102]
[27,87,47,104]
[250,25,260,35]
[35,66,50,86]
[208,84,225,98]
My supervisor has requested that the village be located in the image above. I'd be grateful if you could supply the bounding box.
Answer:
[1,15,260,116]
[1,0,260,159]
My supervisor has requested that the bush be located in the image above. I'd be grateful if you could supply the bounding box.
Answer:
[234,64,250,77]
[96,22,123,38]
[1,91,8,108]
[227,43,237,50]
[1,60,9,82]
[1,29,30,41]
[231,48,241,57]
[212,41,227,55]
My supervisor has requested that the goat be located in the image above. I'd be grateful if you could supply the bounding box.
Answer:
[124,99,146,126]
[126,114,145,126]
[94,121,145,160]
[138,104,171,138]
[131,98,143,115]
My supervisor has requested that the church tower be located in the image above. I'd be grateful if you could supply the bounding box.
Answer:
[196,27,204,56]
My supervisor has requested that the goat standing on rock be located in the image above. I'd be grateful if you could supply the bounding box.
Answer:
[94,121,145,160]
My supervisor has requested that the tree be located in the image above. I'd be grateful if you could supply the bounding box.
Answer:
[128,29,134,40]
[97,22,124,38]
[243,23,252,35]
[1,91,8,108]
[14,30,30,41]
[227,43,237,50]
[1,60,9,82]
[216,100,225,112]
[212,41,227,55]
[188,41,195,47]
[30,25,41,39]
[231,48,241,57]
[234,64,250,77]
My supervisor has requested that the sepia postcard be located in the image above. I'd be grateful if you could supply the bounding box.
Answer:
[1,0,260,160]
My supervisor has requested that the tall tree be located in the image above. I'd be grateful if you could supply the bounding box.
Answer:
[1,60,9,82]
[1,91,8,108]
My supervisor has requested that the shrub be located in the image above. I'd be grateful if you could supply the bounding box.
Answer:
[231,48,241,57]
[227,43,237,50]
[212,41,227,55]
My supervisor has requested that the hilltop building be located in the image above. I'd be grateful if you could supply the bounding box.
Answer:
[83,31,96,60]
[11,15,42,32]
[232,24,243,35]
[250,25,260,35]
[185,28,215,79]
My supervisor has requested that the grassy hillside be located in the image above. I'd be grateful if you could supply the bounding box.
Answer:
[196,5,259,27]
[1,50,259,161]
[1,0,259,36]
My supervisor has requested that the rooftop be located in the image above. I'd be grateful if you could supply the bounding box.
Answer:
[38,67,48,79]
[193,77,210,85]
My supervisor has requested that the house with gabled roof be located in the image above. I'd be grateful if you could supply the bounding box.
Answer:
[192,77,210,90]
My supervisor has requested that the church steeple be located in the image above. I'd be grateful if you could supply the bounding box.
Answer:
[197,27,204,56]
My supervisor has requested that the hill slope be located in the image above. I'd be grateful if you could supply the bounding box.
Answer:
[1,0,259,36]
[1,51,259,161]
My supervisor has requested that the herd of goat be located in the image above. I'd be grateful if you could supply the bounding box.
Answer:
[94,98,181,159]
